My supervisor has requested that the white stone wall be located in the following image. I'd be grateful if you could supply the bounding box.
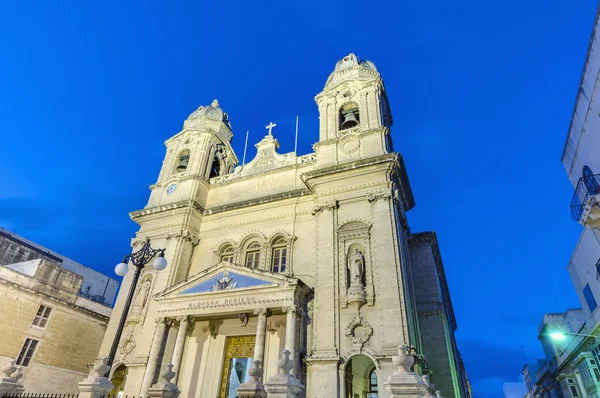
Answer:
[0,354,87,394]
[568,228,600,321]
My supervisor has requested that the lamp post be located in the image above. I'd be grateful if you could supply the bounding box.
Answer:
[105,238,168,377]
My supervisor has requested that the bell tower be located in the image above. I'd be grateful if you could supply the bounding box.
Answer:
[145,99,239,209]
[314,53,393,167]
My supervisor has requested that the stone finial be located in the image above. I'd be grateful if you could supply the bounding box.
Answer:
[2,359,17,378]
[276,350,294,375]
[11,368,23,382]
[248,360,264,381]
[392,345,414,374]
[422,375,430,387]
[211,99,219,108]
[90,357,110,377]
[160,364,176,384]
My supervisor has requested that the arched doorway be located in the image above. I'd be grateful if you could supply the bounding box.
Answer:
[344,354,378,398]
[110,364,128,397]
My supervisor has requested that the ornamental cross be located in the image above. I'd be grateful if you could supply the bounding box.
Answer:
[265,122,276,135]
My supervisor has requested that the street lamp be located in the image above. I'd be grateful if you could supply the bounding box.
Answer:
[105,238,167,376]
[549,331,597,341]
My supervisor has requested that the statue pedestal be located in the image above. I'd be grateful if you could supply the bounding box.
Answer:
[0,360,23,395]
[148,364,181,398]
[264,351,304,398]
[347,283,367,312]
[78,358,113,398]
[382,345,431,398]
[384,371,429,398]
[236,361,267,398]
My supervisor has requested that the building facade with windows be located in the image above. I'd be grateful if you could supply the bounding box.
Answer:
[0,230,117,393]
[95,53,470,398]
[525,4,600,398]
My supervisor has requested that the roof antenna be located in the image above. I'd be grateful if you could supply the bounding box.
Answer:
[294,114,299,154]
[242,131,249,165]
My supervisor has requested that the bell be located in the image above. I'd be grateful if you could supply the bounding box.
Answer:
[177,155,189,172]
[341,111,359,130]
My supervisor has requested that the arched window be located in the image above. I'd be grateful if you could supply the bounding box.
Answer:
[220,246,234,263]
[271,238,287,273]
[175,150,190,173]
[368,368,378,394]
[339,102,360,131]
[209,154,221,178]
[583,165,600,194]
[245,242,260,269]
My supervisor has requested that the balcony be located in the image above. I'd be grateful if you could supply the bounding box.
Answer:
[571,174,600,227]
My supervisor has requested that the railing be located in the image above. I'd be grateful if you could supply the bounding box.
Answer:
[570,174,600,221]
[1,395,79,398]
[2,395,149,398]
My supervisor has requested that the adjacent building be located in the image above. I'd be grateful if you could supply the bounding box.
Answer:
[0,228,118,393]
[524,4,600,398]
[94,53,470,398]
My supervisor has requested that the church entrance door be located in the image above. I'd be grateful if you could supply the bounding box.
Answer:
[109,365,127,397]
[219,335,256,398]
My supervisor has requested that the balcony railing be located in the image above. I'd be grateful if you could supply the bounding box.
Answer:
[571,174,600,221]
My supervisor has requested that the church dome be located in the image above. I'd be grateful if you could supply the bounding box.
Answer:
[324,53,379,89]
[184,99,232,130]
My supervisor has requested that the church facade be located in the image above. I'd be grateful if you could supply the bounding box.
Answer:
[95,54,469,398]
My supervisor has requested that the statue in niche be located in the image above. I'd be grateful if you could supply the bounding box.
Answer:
[133,279,151,309]
[213,271,237,291]
[347,248,366,286]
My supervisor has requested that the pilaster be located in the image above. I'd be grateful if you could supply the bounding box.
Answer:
[311,199,338,358]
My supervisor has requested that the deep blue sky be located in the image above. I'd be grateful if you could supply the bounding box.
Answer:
[0,1,595,396]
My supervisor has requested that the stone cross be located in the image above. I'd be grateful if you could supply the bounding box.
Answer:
[265,122,277,136]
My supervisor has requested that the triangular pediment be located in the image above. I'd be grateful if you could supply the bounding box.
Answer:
[156,262,295,299]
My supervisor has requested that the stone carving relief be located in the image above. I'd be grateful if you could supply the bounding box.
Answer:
[310,199,338,215]
[166,228,200,246]
[345,315,373,347]
[366,187,399,203]
[202,324,217,339]
[129,275,153,324]
[119,331,136,357]
[339,134,360,153]
[238,312,249,327]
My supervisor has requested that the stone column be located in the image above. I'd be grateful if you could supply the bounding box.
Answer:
[383,345,429,398]
[253,308,269,367]
[264,350,304,398]
[283,306,298,375]
[141,318,169,396]
[77,358,113,398]
[236,309,269,398]
[171,316,191,383]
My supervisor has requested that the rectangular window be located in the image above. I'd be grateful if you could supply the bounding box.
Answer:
[245,252,259,269]
[594,367,600,382]
[221,254,234,263]
[32,305,52,328]
[584,284,598,312]
[272,247,287,273]
[16,338,38,367]
[570,385,579,397]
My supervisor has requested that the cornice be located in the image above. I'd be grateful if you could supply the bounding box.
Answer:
[205,189,308,215]
[129,200,205,220]
[302,153,399,190]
